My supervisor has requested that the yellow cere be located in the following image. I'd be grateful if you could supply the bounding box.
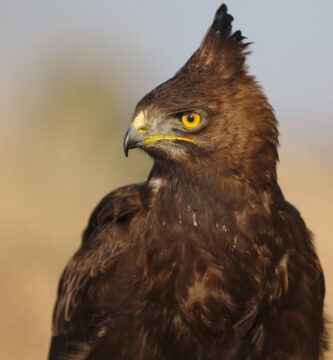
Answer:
[133,111,147,135]
[181,113,201,128]
[144,135,195,145]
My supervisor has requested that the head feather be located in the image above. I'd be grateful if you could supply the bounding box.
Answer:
[177,4,250,77]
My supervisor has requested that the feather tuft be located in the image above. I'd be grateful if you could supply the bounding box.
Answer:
[211,4,233,34]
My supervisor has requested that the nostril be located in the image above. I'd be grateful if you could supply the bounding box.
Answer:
[137,126,147,135]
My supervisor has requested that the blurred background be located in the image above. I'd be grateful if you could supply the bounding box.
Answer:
[0,0,332,359]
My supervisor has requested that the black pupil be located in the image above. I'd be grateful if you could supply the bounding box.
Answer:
[187,115,195,123]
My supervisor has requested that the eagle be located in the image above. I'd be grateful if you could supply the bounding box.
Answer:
[48,4,327,360]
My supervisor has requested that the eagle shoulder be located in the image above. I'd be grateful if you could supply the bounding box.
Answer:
[51,183,144,337]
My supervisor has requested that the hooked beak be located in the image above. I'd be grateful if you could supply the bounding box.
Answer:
[123,126,145,157]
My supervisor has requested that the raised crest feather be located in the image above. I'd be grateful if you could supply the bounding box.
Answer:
[177,4,250,76]
[211,4,233,34]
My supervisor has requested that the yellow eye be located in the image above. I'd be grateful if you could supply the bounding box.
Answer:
[181,113,201,128]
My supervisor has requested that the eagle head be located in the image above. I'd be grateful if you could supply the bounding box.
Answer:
[124,4,279,186]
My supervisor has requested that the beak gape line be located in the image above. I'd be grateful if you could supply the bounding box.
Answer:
[123,126,196,157]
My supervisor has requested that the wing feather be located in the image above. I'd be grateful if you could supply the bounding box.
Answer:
[49,183,144,360]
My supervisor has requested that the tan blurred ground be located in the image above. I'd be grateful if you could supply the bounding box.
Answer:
[0,73,332,359]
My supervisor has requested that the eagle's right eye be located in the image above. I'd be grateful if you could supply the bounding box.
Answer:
[181,113,201,128]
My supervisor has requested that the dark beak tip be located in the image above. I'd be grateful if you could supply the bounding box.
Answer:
[123,127,131,157]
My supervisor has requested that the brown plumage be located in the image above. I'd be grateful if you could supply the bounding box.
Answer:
[48,4,327,359]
